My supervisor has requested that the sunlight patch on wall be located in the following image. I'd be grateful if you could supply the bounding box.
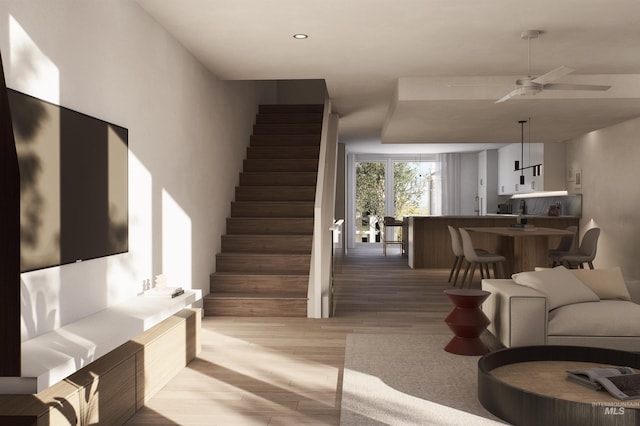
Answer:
[162,189,192,289]
[127,152,153,295]
[9,15,59,102]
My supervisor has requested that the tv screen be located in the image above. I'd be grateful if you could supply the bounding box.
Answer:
[8,89,128,272]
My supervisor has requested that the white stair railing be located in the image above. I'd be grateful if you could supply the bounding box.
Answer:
[308,98,339,318]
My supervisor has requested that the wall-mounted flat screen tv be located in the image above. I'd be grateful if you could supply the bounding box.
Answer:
[8,89,128,272]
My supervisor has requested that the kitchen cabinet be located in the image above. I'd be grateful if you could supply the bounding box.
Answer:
[541,143,566,191]
[498,143,543,195]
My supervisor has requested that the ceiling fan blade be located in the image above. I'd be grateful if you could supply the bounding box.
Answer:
[543,83,611,91]
[495,88,523,104]
[532,66,575,85]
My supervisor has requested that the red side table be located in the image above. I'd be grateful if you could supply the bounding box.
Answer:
[443,289,491,356]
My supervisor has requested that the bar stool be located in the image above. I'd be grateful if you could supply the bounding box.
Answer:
[382,216,403,256]
[556,227,600,269]
[447,226,487,287]
[548,225,578,267]
[459,228,506,288]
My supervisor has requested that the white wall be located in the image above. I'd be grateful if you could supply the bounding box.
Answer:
[565,116,640,282]
[1,0,273,341]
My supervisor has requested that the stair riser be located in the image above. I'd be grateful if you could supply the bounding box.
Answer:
[239,172,317,187]
[235,186,315,202]
[246,146,320,159]
[204,298,307,317]
[253,124,322,135]
[250,134,321,146]
[216,255,311,274]
[226,218,313,235]
[210,274,308,294]
[243,159,318,172]
[259,104,324,114]
[255,113,323,124]
[221,235,312,254]
[230,202,314,218]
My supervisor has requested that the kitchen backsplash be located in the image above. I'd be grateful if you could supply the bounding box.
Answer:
[501,194,582,217]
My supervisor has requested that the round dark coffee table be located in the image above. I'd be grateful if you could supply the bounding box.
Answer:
[443,289,491,355]
[478,345,640,426]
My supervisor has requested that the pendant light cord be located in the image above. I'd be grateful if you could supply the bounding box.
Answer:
[520,120,525,177]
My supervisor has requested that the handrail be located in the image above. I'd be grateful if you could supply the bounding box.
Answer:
[308,98,339,318]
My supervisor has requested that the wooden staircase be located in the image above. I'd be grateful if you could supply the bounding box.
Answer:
[204,104,323,317]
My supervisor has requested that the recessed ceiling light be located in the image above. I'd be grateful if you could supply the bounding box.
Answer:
[293,33,308,39]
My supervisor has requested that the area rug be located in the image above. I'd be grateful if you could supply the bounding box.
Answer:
[340,333,507,425]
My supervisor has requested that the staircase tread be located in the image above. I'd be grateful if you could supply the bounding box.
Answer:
[216,252,311,257]
[223,234,312,237]
[248,145,320,148]
[237,185,316,189]
[206,292,308,300]
[244,158,318,160]
[227,220,312,224]
[231,201,314,205]
[211,272,309,277]
[241,171,318,174]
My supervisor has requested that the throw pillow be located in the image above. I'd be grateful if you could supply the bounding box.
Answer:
[512,266,600,310]
[570,267,631,301]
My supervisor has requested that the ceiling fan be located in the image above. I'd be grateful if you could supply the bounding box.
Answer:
[495,30,611,103]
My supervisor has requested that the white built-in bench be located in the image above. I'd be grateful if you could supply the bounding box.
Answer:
[0,290,202,395]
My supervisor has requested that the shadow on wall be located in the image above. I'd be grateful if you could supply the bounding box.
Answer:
[10,88,47,268]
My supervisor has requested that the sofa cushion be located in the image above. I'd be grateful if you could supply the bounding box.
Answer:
[548,300,640,336]
[570,267,631,301]
[512,266,600,310]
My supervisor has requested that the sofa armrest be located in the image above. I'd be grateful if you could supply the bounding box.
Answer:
[482,279,548,348]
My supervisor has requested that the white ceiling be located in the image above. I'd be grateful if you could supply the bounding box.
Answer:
[136,0,640,153]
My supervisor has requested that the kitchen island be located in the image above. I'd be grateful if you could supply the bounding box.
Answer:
[407,215,580,272]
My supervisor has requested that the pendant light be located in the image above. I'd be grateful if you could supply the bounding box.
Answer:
[513,119,542,184]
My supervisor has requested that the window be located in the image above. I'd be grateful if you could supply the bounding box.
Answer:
[349,155,441,246]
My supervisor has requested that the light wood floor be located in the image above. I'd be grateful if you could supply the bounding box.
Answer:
[126,244,473,425]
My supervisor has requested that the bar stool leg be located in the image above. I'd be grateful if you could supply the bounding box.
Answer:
[448,256,460,283]
[453,258,464,287]
[461,262,471,288]
[466,263,477,288]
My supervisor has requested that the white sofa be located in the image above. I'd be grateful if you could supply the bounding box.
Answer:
[482,266,640,352]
